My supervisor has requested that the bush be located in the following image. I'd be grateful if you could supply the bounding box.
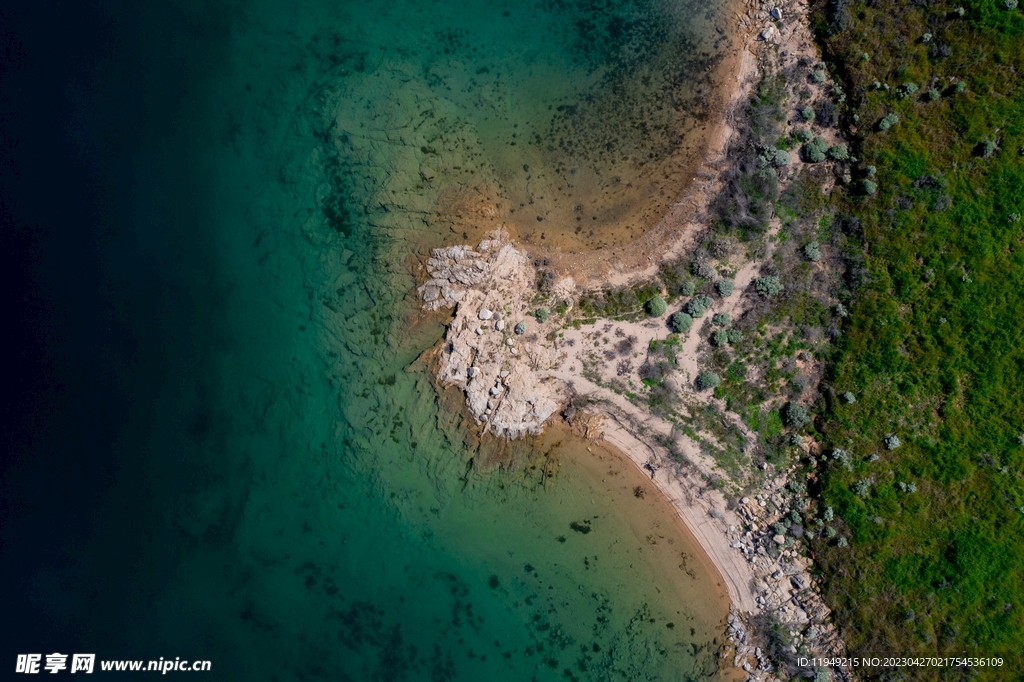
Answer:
[784,402,811,428]
[980,138,997,157]
[514,321,527,335]
[862,179,878,195]
[827,144,849,161]
[794,128,813,143]
[884,434,902,450]
[681,280,696,297]
[812,69,827,83]
[645,296,667,317]
[853,479,872,498]
[823,506,835,522]
[816,100,838,127]
[842,391,856,404]
[695,371,721,390]
[711,312,731,326]
[801,136,829,163]
[803,241,822,261]
[922,32,933,42]
[801,106,815,121]
[1005,0,1018,9]
[691,260,716,279]
[878,113,899,131]
[534,307,550,322]
[726,328,743,344]
[898,82,919,98]
[865,165,877,177]
[754,276,784,297]
[715,279,734,297]
[684,295,714,318]
[927,88,941,101]
[712,329,729,346]
[955,80,967,93]
[774,149,791,166]
[668,311,693,333]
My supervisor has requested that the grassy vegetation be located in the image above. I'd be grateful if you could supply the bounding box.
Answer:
[808,0,1024,673]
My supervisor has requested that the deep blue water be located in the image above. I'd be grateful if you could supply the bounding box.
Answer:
[2,1,733,679]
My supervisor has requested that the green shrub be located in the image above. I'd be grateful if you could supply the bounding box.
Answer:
[754,275,784,297]
[711,312,731,326]
[927,88,941,101]
[715,279,734,297]
[784,401,811,428]
[853,479,872,497]
[774,149,791,166]
[878,112,899,131]
[980,138,997,157]
[668,311,693,333]
[955,80,967,93]
[802,136,829,162]
[827,143,849,161]
[534,307,550,322]
[645,296,667,317]
[804,241,822,261]
[681,280,696,297]
[922,32,933,42]
[861,179,878,195]
[726,328,743,344]
[812,69,827,83]
[695,371,721,390]
[842,391,856,404]
[898,82,919,98]
[794,128,813,143]
[801,106,816,121]
[712,329,729,346]
[514,321,526,335]
[884,434,901,450]
[1005,0,1018,9]
[684,295,714,318]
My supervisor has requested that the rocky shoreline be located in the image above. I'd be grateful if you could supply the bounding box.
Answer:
[417,0,858,678]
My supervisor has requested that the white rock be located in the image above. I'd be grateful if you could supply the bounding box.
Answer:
[505,338,514,346]
[773,534,786,545]
[479,308,493,320]
[467,367,479,378]
[499,370,509,378]
[495,319,505,331]
[474,327,483,335]
[509,348,518,355]
[741,497,750,504]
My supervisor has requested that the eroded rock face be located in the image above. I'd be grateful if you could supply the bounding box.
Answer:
[419,232,561,439]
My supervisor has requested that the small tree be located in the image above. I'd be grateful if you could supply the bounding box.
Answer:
[715,279,734,297]
[711,312,731,326]
[803,241,822,261]
[878,113,899,131]
[784,402,811,428]
[827,144,849,161]
[669,311,693,333]
[754,276,784,297]
[645,296,667,317]
[684,295,714,318]
[695,371,720,390]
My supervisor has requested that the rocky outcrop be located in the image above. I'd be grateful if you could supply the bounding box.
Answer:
[419,232,562,439]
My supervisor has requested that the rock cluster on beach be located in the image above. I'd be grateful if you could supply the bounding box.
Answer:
[418,232,561,439]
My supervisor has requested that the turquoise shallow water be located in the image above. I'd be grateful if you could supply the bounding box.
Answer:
[4,0,735,679]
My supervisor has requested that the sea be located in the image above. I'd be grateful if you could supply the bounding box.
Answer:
[1,0,737,679]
